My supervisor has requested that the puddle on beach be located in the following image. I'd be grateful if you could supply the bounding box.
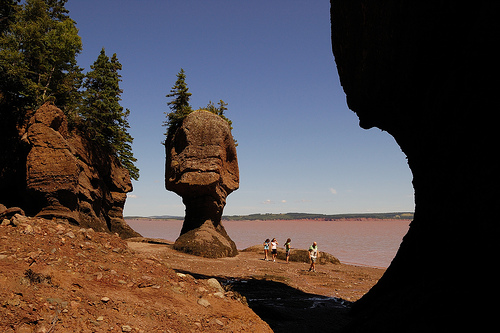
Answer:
[223,278,351,309]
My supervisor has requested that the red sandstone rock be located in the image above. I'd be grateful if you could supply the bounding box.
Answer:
[165,110,239,258]
[1,103,139,238]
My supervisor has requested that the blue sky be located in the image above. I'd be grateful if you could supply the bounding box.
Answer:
[66,0,414,217]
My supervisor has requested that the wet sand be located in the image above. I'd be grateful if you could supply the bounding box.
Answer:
[128,240,385,332]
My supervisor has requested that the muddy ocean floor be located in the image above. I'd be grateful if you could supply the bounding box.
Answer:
[129,240,384,332]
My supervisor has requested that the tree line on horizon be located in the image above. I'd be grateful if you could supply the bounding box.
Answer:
[126,212,414,221]
[222,212,414,221]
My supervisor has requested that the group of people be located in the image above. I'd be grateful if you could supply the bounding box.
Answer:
[263,238,319,272]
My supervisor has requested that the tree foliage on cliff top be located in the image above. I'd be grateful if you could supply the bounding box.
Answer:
[81,48,139,180]
[163,68,193,139]
[0,0,139,180]
[163,68,235,142]
[0,0,82,112]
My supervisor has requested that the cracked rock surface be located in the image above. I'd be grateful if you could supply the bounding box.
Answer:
[165,111,239,258]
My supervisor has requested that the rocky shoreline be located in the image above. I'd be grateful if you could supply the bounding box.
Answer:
[1,214,384,332]
[128,240,384,332]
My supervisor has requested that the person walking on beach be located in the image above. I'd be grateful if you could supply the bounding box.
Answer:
[308,242,319,272]
[270,238,278,262]
[263,239,270,261]
[284,238,291,263]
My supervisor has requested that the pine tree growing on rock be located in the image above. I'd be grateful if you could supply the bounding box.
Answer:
[163,69,236,142]
[163,68,193,139]
[80,48,139,180]
[205,99,233,130]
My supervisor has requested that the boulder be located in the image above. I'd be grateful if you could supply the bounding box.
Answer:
[242,245,341,265]
[9,213,31,227]
[0,206,25,221]
[173,220,237,258]
[165,110,239,257]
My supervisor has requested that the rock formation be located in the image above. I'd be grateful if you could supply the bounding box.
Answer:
[331,1,497,332]
[0,103,139,238]
[165,110,239,258]
[0,204,25,222]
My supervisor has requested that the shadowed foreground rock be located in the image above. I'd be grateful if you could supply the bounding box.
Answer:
[165,111,239,258]
[331,1,498,332]
[0,103,139,238]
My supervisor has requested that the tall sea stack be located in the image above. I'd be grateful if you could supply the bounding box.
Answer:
[165,110,239,258]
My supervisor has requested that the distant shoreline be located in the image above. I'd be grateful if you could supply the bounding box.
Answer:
[125,211,414,222]
[126,217,411,268]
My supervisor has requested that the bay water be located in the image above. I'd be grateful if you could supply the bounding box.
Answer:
[126,219,411,268]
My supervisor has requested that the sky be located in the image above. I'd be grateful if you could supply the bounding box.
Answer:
[66,0,415,217]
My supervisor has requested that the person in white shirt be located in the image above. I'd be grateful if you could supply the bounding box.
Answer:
[270,238,278,262]
[308,242,319,272]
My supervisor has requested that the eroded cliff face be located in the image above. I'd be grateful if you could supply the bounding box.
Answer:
[331,1,497,332]
[0,103,139,238]
[165,110,239,258]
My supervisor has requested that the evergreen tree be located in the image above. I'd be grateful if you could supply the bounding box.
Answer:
[163,68,193,139]
[0,0,18,34]
[205,99,228,117]
[163,69,236,145]
[205,99,232,129]
[0,0,82,113]
[0,1,139,181]
[81,49,139,180]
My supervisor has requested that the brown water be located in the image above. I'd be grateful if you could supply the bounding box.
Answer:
[126,219,411,268]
